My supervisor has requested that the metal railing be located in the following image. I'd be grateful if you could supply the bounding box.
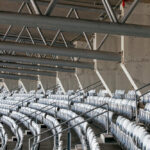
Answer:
[0,94,35,111]
[28,103,109,150]
[42,80,103,149]
[67,80,103,108]
[45,84,60,94]
[0,83,60,111]
[16,102,56,125]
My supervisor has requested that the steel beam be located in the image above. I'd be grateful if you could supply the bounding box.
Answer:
[0,41,121,61]
[0,33,73,47]
[0,67,56,77]
[1,12,150,38]
[0,73,37,80]
[45,0,59,15]
[0,55,94,69]
[30,0,42,15]
[0,62,75,73]
[6,0,105,13]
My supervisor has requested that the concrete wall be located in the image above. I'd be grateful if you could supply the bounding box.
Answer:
[4,79,18,91]
[72,2,150,93]
[95,34,132,93]
[21,79,37,92]
[40,76,56,90]
[75,41,102,91]
[124,2,150,92]
[2,2,150,93]
[58,72,79,92]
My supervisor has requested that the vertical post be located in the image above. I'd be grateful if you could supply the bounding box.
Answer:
[29,138,31,150]
[67,123,71,150]
[135,91,139,123]
[106,104,109,134]
[36,111,37,123]
[67,95,71,150]
[54,126,56,150]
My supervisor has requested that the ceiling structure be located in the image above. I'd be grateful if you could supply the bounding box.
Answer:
[0,0,147,89]
[0,0,122,79]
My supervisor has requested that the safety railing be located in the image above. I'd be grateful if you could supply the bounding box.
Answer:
[28,103,109,150]
[45,84,60,95]
[16,102,56,125]
[50,80,103,149]
[0,94,35,111]
[0,83,60,111]
[67,80,103,108]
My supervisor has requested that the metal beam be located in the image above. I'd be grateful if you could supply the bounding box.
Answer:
[0,73,37,80]
[45,0,59,15]
[0,41,121,61]
[0,55,94,69]
[6,0,105,13]
[30,0,42,15]
[0,62,75,73]
[97,0,139,50]
[0,33,73,47]
[0,67,56,77]
[1,12,150,38]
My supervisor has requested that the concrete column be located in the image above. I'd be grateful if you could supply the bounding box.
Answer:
[95,34,132,92]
